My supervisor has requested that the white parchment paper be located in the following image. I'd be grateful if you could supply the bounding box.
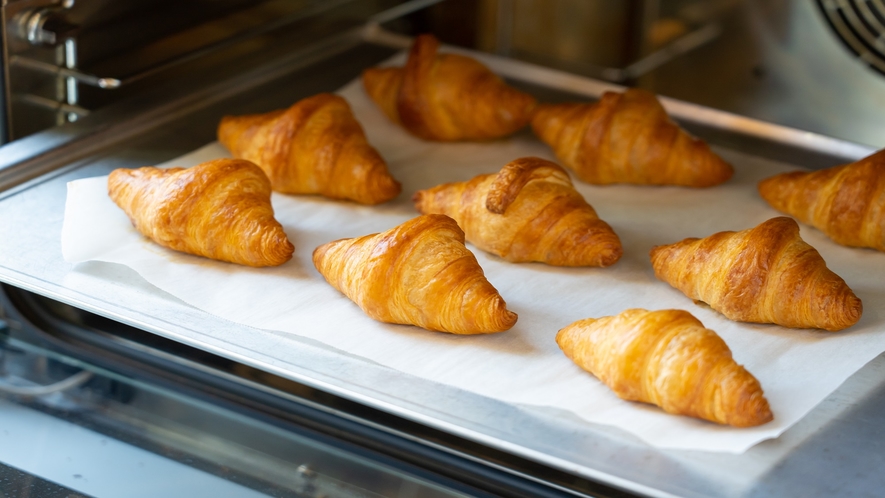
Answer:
[61,78,885,453]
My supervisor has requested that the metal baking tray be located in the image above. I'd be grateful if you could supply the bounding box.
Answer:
[1,26,883,497]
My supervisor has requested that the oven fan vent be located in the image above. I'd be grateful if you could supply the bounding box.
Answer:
[817,0,885,75]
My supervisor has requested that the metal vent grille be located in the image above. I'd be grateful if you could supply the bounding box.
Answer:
[817,0,885,75]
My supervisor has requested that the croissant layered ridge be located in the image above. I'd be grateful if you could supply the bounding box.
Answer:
[217,93,401,204]
[531,89,733,186]
[758,149,885,251]
[556,308,773,427]
[650,217,862,331]
[107,158,294,267]
[413,157,622,266]
[312,214,517,334]
[362,34,537,141]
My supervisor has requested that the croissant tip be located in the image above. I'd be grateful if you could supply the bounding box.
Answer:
[554,325,571,346]
[411,189,426,207]
[358,177,402,205]
[311,241,333,267]
[500,309,519,331]
[824,293,863,331]
[649,244,667,260]
[598,244,624,267]
[728,391,774,427]
[481,295,518,333]
[529,104,554,128]
[757,173,787,198]
[280,234,296,257]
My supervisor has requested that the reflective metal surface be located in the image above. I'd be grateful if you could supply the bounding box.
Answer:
[0,0,403,140]
[816,0,885,76]
[640,0,885,148]
[0,334,474,498]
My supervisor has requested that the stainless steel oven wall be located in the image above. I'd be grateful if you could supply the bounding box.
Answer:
[0,0,395,143]
[638,0,885,148]
[473,0,885,148]
[4,0,885,147]
[2,0,250,140]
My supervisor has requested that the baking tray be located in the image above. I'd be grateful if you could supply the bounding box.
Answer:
[1,30,883,497]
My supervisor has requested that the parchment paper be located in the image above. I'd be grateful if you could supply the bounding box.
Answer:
[61,78,885,453]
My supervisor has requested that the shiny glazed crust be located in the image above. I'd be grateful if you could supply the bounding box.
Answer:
[650,217,862,331]
[107,158,294,267]
[312,214,517,334]
[758,148,885,251]
[217,93,401,205]
[361,34,537,141]
[531,89,733,186]
[556,308,773,427]
[413,157,622,266]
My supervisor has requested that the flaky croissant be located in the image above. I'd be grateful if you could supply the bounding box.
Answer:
[362,34,537,141]
[217,93,401,205]
[650,217,862,331]
[108,158,294,267]
[758,149,885,251]
[312,214,517,334]
[413,157,622,266]
[531,89,733,186]
[557,308,773,427]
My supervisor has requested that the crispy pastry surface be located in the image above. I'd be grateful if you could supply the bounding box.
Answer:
[650,217,862,331]
[108,158,294,267]
[758,149,885,251]
[557,308,773,427]
[217,93,401,204]
[312,214,517,334]
[362,34,537,141]
[413,157,622,266]
[531,89,733,186]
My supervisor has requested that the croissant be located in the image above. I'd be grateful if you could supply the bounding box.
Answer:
[650,217,862,331]
[413,157,622,266]
[758,149,885,251]
[217,93,401,205]
[531,89,733,186]
[312,214,517,334]
[108,158,294,267]
[557,308,773,427]
[362,34,537,141]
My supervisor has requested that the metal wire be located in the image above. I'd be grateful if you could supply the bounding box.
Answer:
[0,370,93,397]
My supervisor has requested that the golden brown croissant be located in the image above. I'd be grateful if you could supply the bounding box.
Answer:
[413,157,622,266]
[650,217,862,331]
[531,89,733,186]
[312,214,517,334]
[758,149,885,251]
[108,158,294,267]
[362,34,537,141]
[217,93,401,205]
[557,308,773,427]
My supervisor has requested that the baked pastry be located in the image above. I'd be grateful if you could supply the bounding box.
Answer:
[758,149,885,251]
[217,93,401,205]
[650,217,862,331]
[362,34,537,141]
[557,308,773,427]
[413,157,622,266]
[531,89,733,186]
[108,158,294,267]
[312,214,517,334]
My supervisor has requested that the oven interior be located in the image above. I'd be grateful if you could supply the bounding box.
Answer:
[1,1,885,497]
